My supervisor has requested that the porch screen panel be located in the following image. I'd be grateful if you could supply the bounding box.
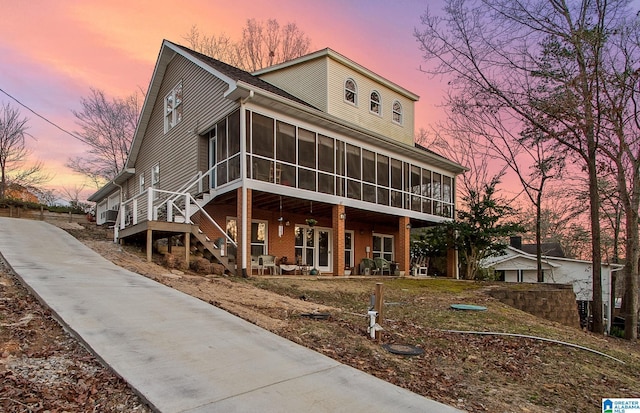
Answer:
[252,113,274,158]
[336,141,345,197]
[228,110,240,155]
[346,144,361,200]
[443,175,453,218]
[411,165,421,212]
[217,119,227,163]
[276,121,296,163]
[298,128,316,169]
[422,168,432,214]
[228,155,240,182]
[346,144,361,179]
[318,135,334,173]
[347,179,361,200]
[363,184,376,203]
[277,163,296,187]
[391,158,402,189]
[318,173,334,194]
[377,187,389,205]
[217,160,228,186]
[253,158,274,182]
[390,158,403,208]
[362,149,376,203]
[377,155,389,186]
[432,172,442,216]
[362,150,375,183]
[298,168,316,191]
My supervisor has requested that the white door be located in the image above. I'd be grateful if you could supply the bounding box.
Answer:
[295,226,332,273]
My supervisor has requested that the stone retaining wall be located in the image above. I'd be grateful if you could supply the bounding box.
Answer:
[486,283,581,329]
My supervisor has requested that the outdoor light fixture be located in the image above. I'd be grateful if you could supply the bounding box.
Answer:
[339,212,346,220]
[406,223,412,229]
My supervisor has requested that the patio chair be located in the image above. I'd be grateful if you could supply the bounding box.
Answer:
[359,258,377,275]
[259,254,277,275]
[251,256,261,275]
[374,257,392,276]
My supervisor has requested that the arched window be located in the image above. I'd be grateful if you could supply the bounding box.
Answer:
[392,100,403,124]
[370,91,381,115]
[344,78,357,105]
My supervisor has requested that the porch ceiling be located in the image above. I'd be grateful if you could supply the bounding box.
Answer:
[214,190,438,228]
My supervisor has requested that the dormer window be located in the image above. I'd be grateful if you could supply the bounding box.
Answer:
[344,78,357,105]
[370,91,381,115]
[392,100,403,125]
[164,80,183,132]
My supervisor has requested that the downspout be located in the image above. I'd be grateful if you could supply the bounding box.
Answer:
[240,90,254,278]
[113,181,123,244]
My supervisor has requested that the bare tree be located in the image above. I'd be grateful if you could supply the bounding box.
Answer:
[438,92,565,282]
[0,102,50,199]
[414,0,634,335]
[67,89,141,187]
[595,14,640,339]
[417,127,506,203]
[183,26,239,67]
[184,19,311,71]
[61,184,91,213]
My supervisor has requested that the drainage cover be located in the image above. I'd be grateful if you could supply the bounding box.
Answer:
[450,304,487,311]
[382,344,425,356]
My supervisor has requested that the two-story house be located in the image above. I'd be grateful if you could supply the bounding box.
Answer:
[89,40,465,277]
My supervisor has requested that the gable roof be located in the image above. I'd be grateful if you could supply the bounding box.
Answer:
[126,40,318,171]
[170,42,315,109]
[483,246,624,271]
[520,242,565,258]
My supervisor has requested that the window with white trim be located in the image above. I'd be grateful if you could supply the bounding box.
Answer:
[344,231,354,269]
[344,78,357,105]
[251,220,268,257]
[151,164,159,199]
[139,173,145,194]
[373,233,394,262]
[392,100,403,124]
[164,80,183,132]
[370,91,381,115]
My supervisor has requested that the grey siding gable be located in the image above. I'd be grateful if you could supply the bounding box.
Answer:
[127,53,239,195]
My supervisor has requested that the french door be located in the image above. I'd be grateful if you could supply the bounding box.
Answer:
[295,226,332,273]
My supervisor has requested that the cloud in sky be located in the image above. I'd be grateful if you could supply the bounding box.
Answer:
[0,0,447,196]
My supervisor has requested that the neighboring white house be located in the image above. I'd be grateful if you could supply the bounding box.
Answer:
[482,242,624,332]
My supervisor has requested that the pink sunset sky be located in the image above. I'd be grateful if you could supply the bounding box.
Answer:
[0,0,449,198]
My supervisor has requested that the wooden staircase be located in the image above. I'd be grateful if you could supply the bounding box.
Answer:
[189,225,235,275]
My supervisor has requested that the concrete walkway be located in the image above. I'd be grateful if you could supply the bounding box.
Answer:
[0,218,462,413]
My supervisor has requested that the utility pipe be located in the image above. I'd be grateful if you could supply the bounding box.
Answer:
[441,329,625,365]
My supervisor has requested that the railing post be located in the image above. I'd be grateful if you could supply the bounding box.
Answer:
[132,199,138,224]
[147,189,153,221]
[120,203,126,229]
[184,194,191,223]
[198,171,203,194]
[167,202,173,222]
